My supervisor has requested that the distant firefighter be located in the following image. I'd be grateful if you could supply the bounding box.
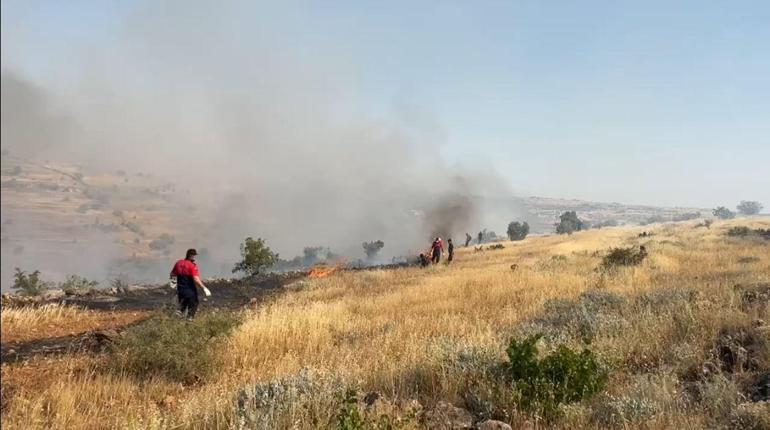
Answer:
[431,237,444,264]
[478,231,483,244]
[465,233,472,247]
[447,238,454,263]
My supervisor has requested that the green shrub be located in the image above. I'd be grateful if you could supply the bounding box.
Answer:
[233,237,278,276]
[504,335,608,420]
[336,390,365,430]
[601,246,647,269]
[60,275,99,296]
[736,200,763,216]
[556,211,584,235]
[107,311,241,384]
[713,206,736,220]
[11,268,49,296]
[507,221,530,241]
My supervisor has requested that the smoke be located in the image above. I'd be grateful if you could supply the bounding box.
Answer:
[1,2,523,287]
[0,72,78,160]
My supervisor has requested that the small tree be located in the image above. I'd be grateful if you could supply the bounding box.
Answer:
[507,221,530,241]
[362,240,385,259]
[737,200,763,216]
[233,237,277,277]
[555,211,584,235]
[12,268,49,296]
[712,206,736,220]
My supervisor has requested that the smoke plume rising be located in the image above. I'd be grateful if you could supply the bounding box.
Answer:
[1,3,523,287]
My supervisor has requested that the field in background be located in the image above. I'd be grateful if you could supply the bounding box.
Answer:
[1,217,768,429]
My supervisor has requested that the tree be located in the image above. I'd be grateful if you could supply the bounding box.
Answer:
[362,240,385,259]
[12,268,49,296]
[555,211,584,235]
[712,206,736,220]
[737,200,763,216]
[233,237,277,276]
[507,221,530,241]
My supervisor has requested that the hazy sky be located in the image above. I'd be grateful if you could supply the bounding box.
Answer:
[2,0,769,208]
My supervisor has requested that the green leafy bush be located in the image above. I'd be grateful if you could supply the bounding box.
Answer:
[336,390,365,430]
[555,211,584,235]
[60,275,99,296]
[736,200,763,216]
[712,206,736,220]
[11,268,49,296]
[107,311,241,384]
[504,335,608,419]
[507,221,530,241]
[233,237,278,276]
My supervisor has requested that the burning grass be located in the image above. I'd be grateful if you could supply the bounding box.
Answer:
[2,217,769,429]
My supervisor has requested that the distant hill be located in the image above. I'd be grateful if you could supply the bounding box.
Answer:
[0,153,714,289]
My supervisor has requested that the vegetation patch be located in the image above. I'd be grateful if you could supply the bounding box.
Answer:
[106,311,241,384]
[504,335,608,420]
[727,226,770,239]
[60,275,99,296]
[600,246,647,269]
[11,268,49,296]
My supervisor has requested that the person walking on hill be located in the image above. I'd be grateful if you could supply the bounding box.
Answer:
[170,248,210,319]
[465,233,472,247]
[447,238,454,263]
[478,231,483,245]
[431,237,444,264]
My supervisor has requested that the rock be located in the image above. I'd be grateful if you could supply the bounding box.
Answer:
[424,401,474,429]
[477,420,512,430]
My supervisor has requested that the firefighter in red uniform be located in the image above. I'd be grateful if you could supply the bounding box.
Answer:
[431,237,444,264]
[170,248,210,319]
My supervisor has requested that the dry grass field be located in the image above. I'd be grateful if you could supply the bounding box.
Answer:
[2,218,768,429]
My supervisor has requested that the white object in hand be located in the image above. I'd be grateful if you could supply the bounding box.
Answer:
[202,286,211,297]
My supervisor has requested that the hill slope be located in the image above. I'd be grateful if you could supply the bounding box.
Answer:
[2,217,768,428]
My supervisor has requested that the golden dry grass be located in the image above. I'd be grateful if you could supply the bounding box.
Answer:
[0,304,148,344]
[2,217,769,429]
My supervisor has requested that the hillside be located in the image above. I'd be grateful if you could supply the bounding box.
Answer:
[1,154,715,290]
[1,217,768,428]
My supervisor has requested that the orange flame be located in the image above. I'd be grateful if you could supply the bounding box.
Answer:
[308,261,345,278]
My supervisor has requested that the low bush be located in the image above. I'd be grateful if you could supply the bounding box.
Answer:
[106,311,240,384]
[488,244,505,250]
[601,246,647,269]
[727,226,770,239]
[504,335,608,420]
[61,275,99,296]
[237,368,350,429]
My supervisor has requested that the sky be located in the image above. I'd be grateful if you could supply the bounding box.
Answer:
[2,0,769,208]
